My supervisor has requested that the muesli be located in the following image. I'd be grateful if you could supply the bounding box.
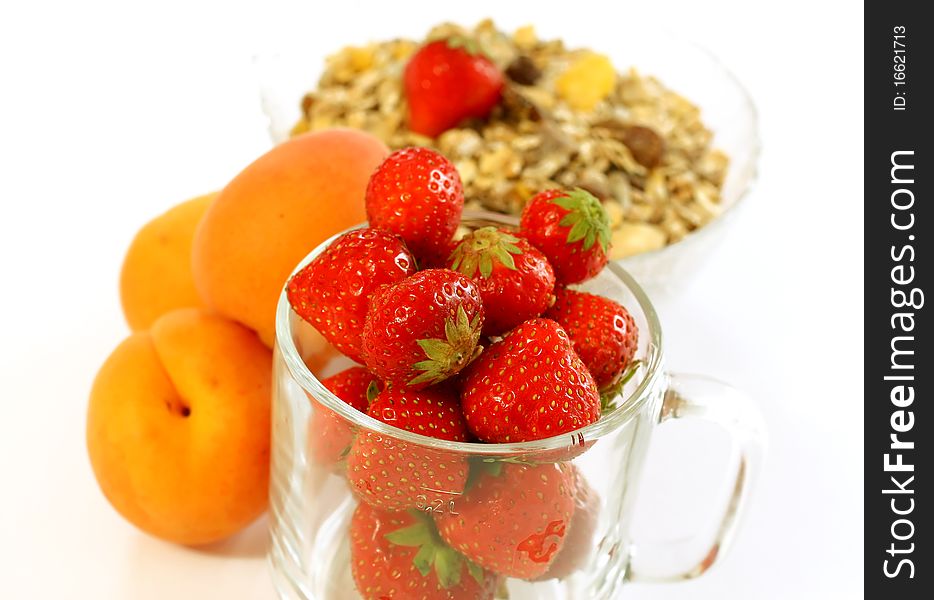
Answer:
[292,20,729,258]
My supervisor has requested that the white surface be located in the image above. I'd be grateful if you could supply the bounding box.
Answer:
[0,1,863,598]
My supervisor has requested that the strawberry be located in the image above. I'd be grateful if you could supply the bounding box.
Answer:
[404,38,504,138]
[362,269,484,389]
[532,465,600,581]
[350,504,497,600]
[446,227,556,336]
[519,188,611,284]
[544,287,639,389]
[434,461,575,579]
[308,367,380,467]
[460,318,600,443]
[287,228,416,363]
[366,385,471,443]
[365,147,464,267]
[347,385,470,512]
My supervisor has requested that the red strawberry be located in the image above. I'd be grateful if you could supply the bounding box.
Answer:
[347,385,470,512]
[434,462,575,579]
[446,227,556,336]
[404,38,504,138]
[308,367,380,467]
[533,465,600,581]
[350,504,496,600]
[365,147,464,267]
[544,288,639,389]
[460,318,600,443]
[287,228,416,363]
[362,269,484,389]
[367,385,471,443]
[519,188,611,284]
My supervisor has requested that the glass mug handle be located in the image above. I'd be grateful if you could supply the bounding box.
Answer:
[626,373,766,583]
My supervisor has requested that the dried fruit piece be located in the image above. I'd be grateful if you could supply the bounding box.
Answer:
[505,55,542,85]
[621,124,665,169]
[556,52,616,111]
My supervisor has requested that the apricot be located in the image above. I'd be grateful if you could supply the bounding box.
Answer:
[87,308,271,545]
[192,129,389,346]
[120,193,216,331]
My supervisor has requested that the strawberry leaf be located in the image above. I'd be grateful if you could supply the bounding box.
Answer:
[566,218,590,245]
[449,227,523,279]
[600,359,643,413]
[417,339,455,363]
[479,458,504,477]
[409,305,483,387]
[479,253,494,278]
[491,246,516,271]
[413,543,436,577]
[433,546,464,588]
[385,521,433,547]
[466,559,485,585]
[365,380,380,404]
[550,188,611,252]
[445,35,483,57]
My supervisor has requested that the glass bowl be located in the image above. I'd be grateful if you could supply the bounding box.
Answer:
[254,26,759,297]
[269,211,764,599]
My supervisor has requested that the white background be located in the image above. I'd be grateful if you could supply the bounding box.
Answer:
[0,1,863,598]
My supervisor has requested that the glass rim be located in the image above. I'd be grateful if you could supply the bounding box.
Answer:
[274,210,664,455]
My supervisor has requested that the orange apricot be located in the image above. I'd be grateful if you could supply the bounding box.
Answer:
[120,193,216,331]
[192,129,388,346]
[86,308,271,545]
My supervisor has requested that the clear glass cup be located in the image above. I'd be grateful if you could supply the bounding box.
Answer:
[254,29,760,298]
[269,211,764,600]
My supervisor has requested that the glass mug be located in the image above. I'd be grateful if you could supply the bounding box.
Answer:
[269,211,764,599]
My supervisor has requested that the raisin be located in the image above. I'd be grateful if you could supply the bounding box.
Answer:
[505,55,542,85]
[621,125,665,168]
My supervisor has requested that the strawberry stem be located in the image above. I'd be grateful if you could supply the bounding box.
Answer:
[600,359,643,413]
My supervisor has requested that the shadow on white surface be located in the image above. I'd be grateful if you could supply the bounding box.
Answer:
[195,515,270,559]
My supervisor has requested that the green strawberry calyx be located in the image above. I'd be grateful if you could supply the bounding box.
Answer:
[478,455,536,477]
[385,511,484,588]
[445,35,484,57]
[409,305,483,387]
[600,359,643,413]
[449,227,523,279]
[552,188,612,253]
[366,380,380,404]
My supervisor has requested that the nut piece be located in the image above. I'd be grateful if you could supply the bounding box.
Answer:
[506,55,542,85]
[610,223,668,259]
[513,25,538,49]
